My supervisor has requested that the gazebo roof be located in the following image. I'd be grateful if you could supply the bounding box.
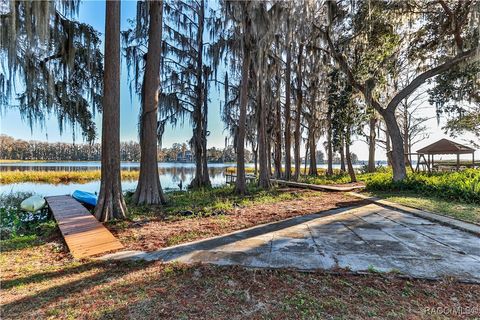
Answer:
[417,138,475,155]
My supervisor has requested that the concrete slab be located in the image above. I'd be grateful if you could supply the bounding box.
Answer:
[101,203,480,283]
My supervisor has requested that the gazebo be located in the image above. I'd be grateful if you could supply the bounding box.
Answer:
[411,138,476,172]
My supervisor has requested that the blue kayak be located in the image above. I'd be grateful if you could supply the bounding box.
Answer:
[72,190,98,207]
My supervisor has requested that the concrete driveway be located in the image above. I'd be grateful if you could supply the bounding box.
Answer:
[104,203,480,282]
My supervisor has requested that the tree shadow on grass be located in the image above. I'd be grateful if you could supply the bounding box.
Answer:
[3,200,376,319]
[2,260,107,290]
[1,259,155,319]
[0,228,62,253]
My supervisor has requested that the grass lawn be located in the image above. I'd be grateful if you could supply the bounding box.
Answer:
[2,241,480,319]
[365,191,480,225]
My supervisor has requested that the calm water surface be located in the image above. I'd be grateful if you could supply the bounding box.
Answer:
[0,162,239,196]
[0,161,362,196]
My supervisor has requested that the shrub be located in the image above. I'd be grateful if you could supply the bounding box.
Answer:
[0,192,55,241]
[364,169,480,204]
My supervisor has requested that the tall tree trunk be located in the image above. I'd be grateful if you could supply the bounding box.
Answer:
[234,5,251,195]
[402,100,410,166]
[133,0,166,205]
[257,55,270,189]
[339,140,346,172]
[95,0,127,221]
[385,124,392,166]
[368,114,377,172]
[326,105,333,177]
[190,0,210,189]
[304,140,309,175]
[308,129,317,176]
[274,36,282,179]
[267,135,272,177]
[201,68,211,186]
[273,101,282,178]
[293,44,304,181]
[383,110,407,181]
[345,127,357,182]
[253,143,258,175]
[284,17,292,181]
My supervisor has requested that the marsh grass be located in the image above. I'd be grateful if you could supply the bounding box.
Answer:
[0,170,139,184]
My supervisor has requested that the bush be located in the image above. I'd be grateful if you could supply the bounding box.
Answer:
[364,169,480,204]
[0,192,55,241]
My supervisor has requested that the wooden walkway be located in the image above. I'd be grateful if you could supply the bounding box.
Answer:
[45,195,123,259]
[270,179,365,191]
[225,172,364,192]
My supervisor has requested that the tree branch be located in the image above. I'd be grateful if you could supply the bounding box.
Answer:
[386,47,478,112]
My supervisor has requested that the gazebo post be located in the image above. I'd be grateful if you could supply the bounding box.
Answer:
[473,152,475,169]
[431,154,434,171]
[456,154,460,171]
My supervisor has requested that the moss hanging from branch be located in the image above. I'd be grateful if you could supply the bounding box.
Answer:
[0,0,102,142]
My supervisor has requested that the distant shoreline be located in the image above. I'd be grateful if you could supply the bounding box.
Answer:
[0,159,374,165]
[0,160,239,164]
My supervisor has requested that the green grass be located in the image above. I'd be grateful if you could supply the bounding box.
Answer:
[365,190,480,224]
[1,234,40,251]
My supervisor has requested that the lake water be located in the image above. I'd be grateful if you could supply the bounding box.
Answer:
[0,161,363,196]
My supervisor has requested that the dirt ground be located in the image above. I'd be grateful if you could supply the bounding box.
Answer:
[108,190,366,251]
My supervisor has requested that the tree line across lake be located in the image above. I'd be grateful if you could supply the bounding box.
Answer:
[1,134,360,165]
[0,135,248,163]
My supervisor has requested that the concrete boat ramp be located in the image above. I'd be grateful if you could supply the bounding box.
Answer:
[101,203,480,283]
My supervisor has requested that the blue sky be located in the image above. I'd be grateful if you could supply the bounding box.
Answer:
[0,0,477,161]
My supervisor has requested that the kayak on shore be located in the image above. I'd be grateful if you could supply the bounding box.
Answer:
[72,190,98,207]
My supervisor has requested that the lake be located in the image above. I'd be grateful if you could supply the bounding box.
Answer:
[0,161,363,196]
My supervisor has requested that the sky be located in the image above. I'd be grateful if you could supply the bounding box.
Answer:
[0,0,478,161]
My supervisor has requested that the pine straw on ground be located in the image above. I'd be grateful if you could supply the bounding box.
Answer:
[2,190,479,319]
[109,190,365,251]
[1,242,479,320]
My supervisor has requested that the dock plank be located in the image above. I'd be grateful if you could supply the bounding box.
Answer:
[45,195,123,259]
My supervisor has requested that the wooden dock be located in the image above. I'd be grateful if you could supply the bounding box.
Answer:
[225,173,257,184]
[45,195,123,259]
